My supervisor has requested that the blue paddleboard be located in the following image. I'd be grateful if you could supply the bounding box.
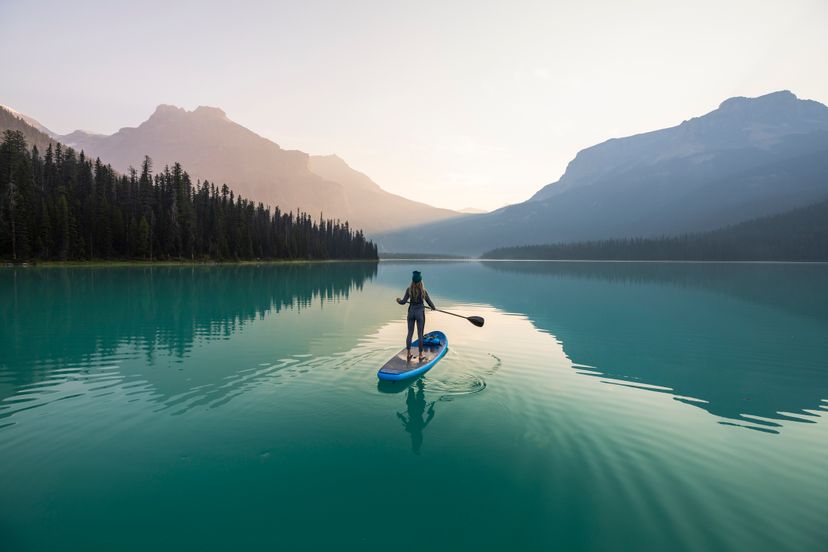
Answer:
[377,331,448,381]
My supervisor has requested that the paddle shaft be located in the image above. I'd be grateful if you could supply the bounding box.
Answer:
[437,309,485,327]
[400,301,484,327]
[435,309,468,320]
[402,302,465,320]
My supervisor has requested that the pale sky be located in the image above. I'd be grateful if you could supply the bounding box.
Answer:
[1,0,827,211]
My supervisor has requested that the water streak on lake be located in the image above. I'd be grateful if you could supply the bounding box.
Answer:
[1,261,827,551]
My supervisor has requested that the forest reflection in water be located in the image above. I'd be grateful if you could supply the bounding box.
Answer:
[482,261,828,430]
[0,262,379,412]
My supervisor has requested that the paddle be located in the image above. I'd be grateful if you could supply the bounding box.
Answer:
[399,300,485,327]
[434,309,485,328]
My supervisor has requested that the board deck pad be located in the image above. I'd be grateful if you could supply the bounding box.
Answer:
[377,331,448,381]
[380,348,440,375]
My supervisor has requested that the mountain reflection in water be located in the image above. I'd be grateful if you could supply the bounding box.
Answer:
[381,261,828,431]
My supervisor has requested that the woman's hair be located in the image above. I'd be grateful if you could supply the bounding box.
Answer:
[409,281,425,301]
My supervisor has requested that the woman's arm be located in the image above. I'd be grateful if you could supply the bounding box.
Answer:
[425,290,436,310]
[397,288,410,305]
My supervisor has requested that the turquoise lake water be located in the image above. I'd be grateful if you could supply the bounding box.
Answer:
[1,261,827,551]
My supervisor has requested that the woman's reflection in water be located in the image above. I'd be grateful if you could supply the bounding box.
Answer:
[396,379,435,454]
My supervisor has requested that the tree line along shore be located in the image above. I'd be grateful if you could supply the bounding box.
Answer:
[0,130,378,263]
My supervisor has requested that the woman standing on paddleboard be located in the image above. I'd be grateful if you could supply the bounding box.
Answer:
[396,270,436,362]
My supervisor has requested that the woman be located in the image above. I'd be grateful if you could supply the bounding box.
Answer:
[396,270,436,362]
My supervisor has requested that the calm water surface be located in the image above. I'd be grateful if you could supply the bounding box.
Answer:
[1,261,827,551]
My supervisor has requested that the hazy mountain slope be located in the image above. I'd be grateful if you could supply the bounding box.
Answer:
[377,91,828,255]
[61,105,350,221]
[59,105,460,234]
[308,154,461,233]
[483,193,828,261]
[0,105,57,152]
[530,90,828,203]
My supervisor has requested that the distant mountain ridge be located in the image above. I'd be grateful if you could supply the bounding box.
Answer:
[42,104,460,235]
[530,90,828,202]
[483,193,828,261]
[377,90,828,255]
[58,104,347,223]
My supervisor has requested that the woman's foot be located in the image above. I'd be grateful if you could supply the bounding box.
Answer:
[407,352,413,362]
[418,352,426,362]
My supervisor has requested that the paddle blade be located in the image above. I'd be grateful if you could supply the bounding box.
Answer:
[468,316,485,327]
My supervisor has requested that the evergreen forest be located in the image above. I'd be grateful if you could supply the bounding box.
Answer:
[0,130,378,262]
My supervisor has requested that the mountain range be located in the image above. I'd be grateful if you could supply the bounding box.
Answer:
[0,103,460,235]
[4,90,828,256]
[377,90,828,255]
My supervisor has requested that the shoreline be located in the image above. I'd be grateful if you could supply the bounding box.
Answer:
[380,257,828,264]
[2,258,379,268]
[6,258,827,267]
